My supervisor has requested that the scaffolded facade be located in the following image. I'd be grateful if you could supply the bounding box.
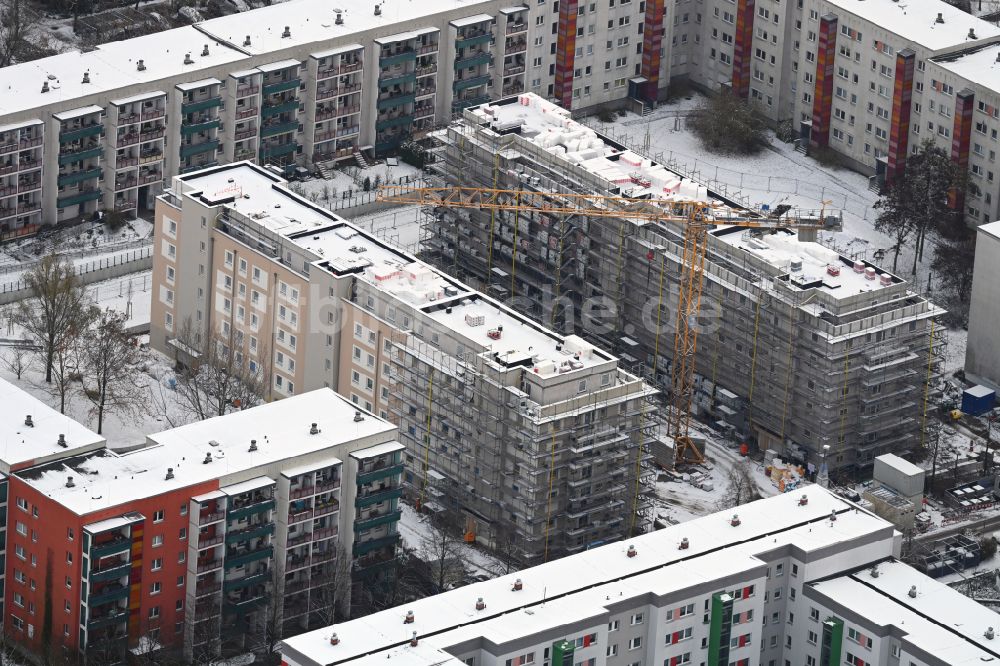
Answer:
[421,95,945,476]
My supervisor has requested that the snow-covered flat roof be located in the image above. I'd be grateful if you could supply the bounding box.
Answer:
[0,27,248,116]
[220,476,275,495]
[0,119,43,134]
[311,44,366,60]
[196,0,495,56]
[52,105,105,121]
[874,453,924,477]
[932,43,1000,91]
[83,515,139,533]
[0,377,106,472]
[377,28,440,45]
[450,13,495,26]
[977,219,1000,242]
[350,441,406,460]
[175,77,223,91]
[110,90,167,107]
[811,560,1000,665]
[257,59,303,74]
[14,388,396,515]
[281,486,895,666]
[824,0,1000,52]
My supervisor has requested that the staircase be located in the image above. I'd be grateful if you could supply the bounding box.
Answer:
[642,103,655,117]
[353,151,370,169]
[794,140,808,155]
[315,161,335,180]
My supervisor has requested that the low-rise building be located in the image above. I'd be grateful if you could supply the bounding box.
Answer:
[280,486,1000,666]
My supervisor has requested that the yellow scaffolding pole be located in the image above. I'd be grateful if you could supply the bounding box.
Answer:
[486,150,500,280]
[837,342,851,456]
[510,189,521,297]
[552,220,566,330]
[746,295,764,428]
[614,221,626,333]
[919,319,936,452]
[543,422,559,562]
[779,298,797,444]
[419,368,435,509]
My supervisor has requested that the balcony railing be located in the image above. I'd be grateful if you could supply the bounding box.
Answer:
[262,99,300,118]
[223,570,270,592]
[503,64,525,76]
[380,49,416,67]
[415,107,435,120]
[138,152,163,165]
[180,140,220,159]
[181,97,222,115]
[454,74,491,92]
[261,121,299,138]
[380,71,416,87]
[357,463,404,486]
[263,78,301,95]
[354,509,402,532]
[506,21,527,34]
[195,581,222,597]
[341,62,363,73]
[337,105,361,117]
[0,185,14,197]
[139,172,162,185]
[89,562,130,583]
[235,128,257,141]
[225,522,274,545]
[114,178,137,192]
[236,84,260,97]
[259,142,298,159]
[224,546,273,569]
[198,533,224,549]
[58,145,103,166]
[315,108,336,122]
[58,167,102,187]
[316,67,339,80]
[456,31,493,49]
[60,124,103,143]
[455,52,493,69]
[352,533,400,557]
[87,610,129,630]
[141,108,166,121]
[89,584,129,606]
[415,64,437,77]
[377,94,415,111]
[181,119,221,135]
[227,498,275,521]
[139,128,165,143]
[197,558,223,573]
[236,107,259,120]
[505,39,527,54]
[16,201,40,214]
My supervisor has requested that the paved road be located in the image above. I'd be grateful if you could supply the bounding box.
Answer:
[916,512,1000,544]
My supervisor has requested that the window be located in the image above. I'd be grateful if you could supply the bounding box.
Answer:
[609,621,620,632]
[151,558,163,571]
[150,582,162,595]
[16,497,27,511]
[152,535,164,548]
[631,613,644,625]
[505,653,535,666]
[628,637,642,650]
[149,606,160,619]
[607,645,618,657]
[16,521,26,536]
[153,509,164,523]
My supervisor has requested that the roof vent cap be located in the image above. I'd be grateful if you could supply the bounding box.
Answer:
[282,26,291,38]
[830,509,837,522]
[249,439,258,452]
[410,632,418,647]
[82,71,90,84]
[329,633,340,646]
[335,12,344,24]
[40,82,49,93]
[475,597,486,610]
[935,12,944,23]
[310,423,320,435]
[679,537,689,550]
[244,35,251,46]
[908,585,917,598]
[869,565,879,578]
[354,410,364,422]
[203,452,213,464]
[986,627,995,640]
[66,476,75,488]
[626,544,637,558]
[799,494,809,506]
[730,514,741,527]
[512,578,523,591]
[58,434,67,448]
[374,3,381,15]
[137,59,145,71]
[202,44,210,56]
[969,28,977,39]
[24,415,33,427]
[404,610,415,624]
[184,53,194,64]
[165,467,174,480]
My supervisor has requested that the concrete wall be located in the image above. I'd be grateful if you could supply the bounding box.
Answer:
[966,224,1000,391]
[0,246,152,306]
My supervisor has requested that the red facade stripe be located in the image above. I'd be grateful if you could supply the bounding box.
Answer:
[886,50,915,185]
[641,0,665,102]
[810,15,838,148]
[555,0,579,109]
[731,0,756,98]
[949,89,975,211]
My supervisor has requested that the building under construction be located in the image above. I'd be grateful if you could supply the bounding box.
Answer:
[419,93,946,476]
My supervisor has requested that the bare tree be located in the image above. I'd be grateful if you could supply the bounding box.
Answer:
[16,254,94,383]
[48,338,78,414]
[307,544,353,629]
[419,510,467,592]
[79,309,144,434]
[715,462,761,511]
[1,342,34,380]
[0,0,30,67]
[171,317,270,421]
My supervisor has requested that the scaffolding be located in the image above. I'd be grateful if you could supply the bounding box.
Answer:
[419,107,945,476]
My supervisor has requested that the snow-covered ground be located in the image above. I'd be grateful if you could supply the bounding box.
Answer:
[397,503,507,578]
[289,162,423,209]
[85,270,153,330]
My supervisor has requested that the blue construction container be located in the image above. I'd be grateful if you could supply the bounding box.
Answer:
[961,385,996,416]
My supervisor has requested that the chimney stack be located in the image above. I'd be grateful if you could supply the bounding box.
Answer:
[137,59,145,71]
[166,468,175,480]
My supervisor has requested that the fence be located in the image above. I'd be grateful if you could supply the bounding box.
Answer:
[0,237,152,277]
[292,174,426,216]
[0,247,153,305]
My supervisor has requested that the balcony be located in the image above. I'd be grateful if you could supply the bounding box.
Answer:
[505,39,527,54]
[288,508,314,524]
[337,125,360,137]
[236,107,259,120]
[198,533,224,549]
[87,610,129,631]
[90,536,131,558]
[506,21,527,34]
[138,152,163,165]
[341,61,363,74]
[418,43,439,55]
[224,546,274,569]
[337,105,361,117]
[60,124,103,143]
[228,498,275,521]
[263,78,301,95]
[315,108,336,122]
[354,488,403,509]
[58,145,103,166]
[352,533,400,557]
[456,31,493,49]
[0,141,17,155]
[260,142,298,159]
[199,510,225,525]
[181,97,222,115]
[357,463,404,486]
[313,501,340,518]
[235,128,257,141]
[377,93,415,111]
[225,522,275,544]
[89,561,130,583]
[195,581,222,597]
[415,64,438,77]
[223,570,270,592]
[262,99,300,118]
[18,179,41,193]
[376,115,413,132]
[89,584,129,606]
[139,128,165,143]
[141,108,165,121]
[455,52,493,69]
[225,595,267,614]
[316,67,339,80]
[114,177,137,192]
[237,84,260,97]
[18,159,41,172]
[380,71,416,87]
[380,49,416,67]
[197,558,223,573]
[17,202,40,215]
[181,118,221,135]
[116,133,139,148]
[139,172,162,185]
[354,509,402,532]
[180,140,220,159]
[453,74,491,92]
[416,86,437,98]
[316,87,339,101]
[289,478,341,500]
[354,551,397,573]
[415,107,435,120]
[503,64,525,77]
[0,185,14,197]
[261,121,299,138]
[452,94,491,111]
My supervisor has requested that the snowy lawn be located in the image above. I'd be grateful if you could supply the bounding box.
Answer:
[397,503,508,578]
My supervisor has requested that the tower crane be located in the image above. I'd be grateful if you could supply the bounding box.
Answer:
[376,184,835,465]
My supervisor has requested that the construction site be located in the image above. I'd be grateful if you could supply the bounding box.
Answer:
[398,93,948,477]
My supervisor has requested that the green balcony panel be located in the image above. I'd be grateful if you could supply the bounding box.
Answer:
[455,52,493,69]
[262,99,300,119]
[223,571,270,592]
[452,95,491,112]
[352,533,400,557]
[225,596,267,615]
[181,97,222,115]
[355,487,402,508]
[456,33,492,49]
[353,556,397,574]
[354,509,402,532]
[225,523,275,545]
[376,115,413,132]
[180,140,220,159]
[57,189,103,209]
[224,546,274,569]
[60,125,103,143]
[87,611,129,631]
[379,72,416,88]
[356,463,404,486]
[453,75,491,92]
[379,51,416,68]
[89,586,129,606]
[377,94,416,111]
[259,143,298,160]
[260,121,299,138]
[58,167,102,187]
[58,146,103,165]
[263,79,301,95]
[227,499,275,521]
[181,119,221,135]
[89,563,131,583]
